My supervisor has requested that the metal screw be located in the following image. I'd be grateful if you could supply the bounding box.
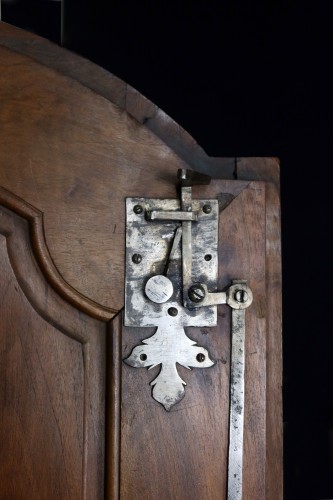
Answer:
[133,204,143,214]
[234,289,248,303]
[168,307,178,317]
[196,353,205,362]
[203,204,212,214]
[132,253,142,264]
[188,284,206,303]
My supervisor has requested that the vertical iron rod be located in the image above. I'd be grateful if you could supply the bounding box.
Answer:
[227,307,246,500]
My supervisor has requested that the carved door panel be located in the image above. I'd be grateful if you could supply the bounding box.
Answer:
[0,23,282,499]
[0,193,106,499]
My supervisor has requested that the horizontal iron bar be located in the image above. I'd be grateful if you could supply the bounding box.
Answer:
[148,210,198,221]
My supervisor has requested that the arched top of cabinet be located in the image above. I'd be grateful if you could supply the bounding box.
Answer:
[0,21,279,315]
[0,21,235,178]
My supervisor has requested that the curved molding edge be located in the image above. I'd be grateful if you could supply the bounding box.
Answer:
[0,186,116,321]
[0,21,235,179]
[0,25,280,183]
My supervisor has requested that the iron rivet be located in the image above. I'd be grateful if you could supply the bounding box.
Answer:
[132,253,142,264]
[133,204,143,214]
[168,307,178,317]
[188,284,206,303]
[234,290,248,303]
[203,204,212,214]
[196,353,205,362]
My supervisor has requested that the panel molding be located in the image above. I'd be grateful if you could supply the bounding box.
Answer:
[106,312,122,500]
[0,198,108,498]
[0,186,115,321]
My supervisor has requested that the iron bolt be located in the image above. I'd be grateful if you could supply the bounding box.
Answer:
[132,253,142,264]
[133,204,143,214]
[188,284,206,303]
[234,289,248,303]
[203,204,212,214]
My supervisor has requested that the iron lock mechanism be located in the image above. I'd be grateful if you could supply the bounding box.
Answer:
[124,169,253,499]
[124,168,252,408]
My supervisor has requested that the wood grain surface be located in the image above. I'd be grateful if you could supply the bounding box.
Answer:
[0,21,235,180]
[0,22,282,499]
[237,157,282,500]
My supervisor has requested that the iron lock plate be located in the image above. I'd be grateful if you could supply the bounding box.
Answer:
[125,197,219,328]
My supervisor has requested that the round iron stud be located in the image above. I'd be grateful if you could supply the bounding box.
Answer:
[202,204,212,214]
[132,253,142,264]
[168,307,178,317]
[133,205,143,214]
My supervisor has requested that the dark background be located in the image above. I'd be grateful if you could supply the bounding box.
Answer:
[1,1,332,498]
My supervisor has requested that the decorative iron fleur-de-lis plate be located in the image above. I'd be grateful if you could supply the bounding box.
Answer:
[124,197,218,410]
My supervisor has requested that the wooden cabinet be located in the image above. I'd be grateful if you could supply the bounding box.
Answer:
[0,22,282,499]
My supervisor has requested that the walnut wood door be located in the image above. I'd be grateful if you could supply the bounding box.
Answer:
[0,22,282,499]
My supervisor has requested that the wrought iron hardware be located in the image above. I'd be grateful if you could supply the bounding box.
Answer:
[124,169,253,498]
[124,167,252,405]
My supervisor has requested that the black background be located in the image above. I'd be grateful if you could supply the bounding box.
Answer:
[2,1,333,498]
